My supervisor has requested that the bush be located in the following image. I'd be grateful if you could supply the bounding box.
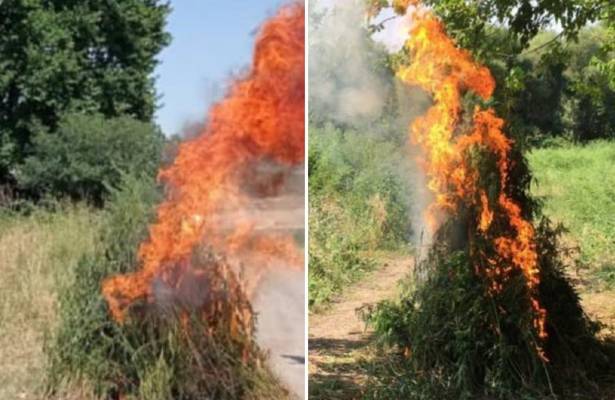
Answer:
[17,113,164,204]
[309,123,411,246]
[364,220,613,399]
[45,173,286,399]
[308,196,375,308]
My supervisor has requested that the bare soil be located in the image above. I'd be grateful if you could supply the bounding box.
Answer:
[308,253,411,399]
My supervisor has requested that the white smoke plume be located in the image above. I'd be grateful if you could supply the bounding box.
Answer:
[310,0,433,250]
[253,268,305,398]
[309,0,390,125]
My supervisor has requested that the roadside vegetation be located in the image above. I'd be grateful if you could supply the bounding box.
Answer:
[0,204,101,399]
[308,123,412,309]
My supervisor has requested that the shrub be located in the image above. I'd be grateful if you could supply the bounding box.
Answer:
[309,123,411,245]
[308,196,375,308]
[17,113,164,204]
[364,220,613,399]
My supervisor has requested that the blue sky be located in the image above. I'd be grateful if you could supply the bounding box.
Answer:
[155,0,286,136]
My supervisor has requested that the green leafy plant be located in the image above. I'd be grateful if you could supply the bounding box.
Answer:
[308,123,413,308]
[0,0,170,182]
[17,113,164,204]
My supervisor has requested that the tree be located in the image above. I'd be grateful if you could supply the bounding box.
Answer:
[592,1,615,90]
[0,0,170,184]
[17,112,164,204]
[368,0,600,53]
[364,0,614,143]
[565,26,615,141]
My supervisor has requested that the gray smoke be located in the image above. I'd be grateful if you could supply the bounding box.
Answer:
[309,0,390,125]
[245,163,305,399]
[310,0,434,249]
[253,268,305,399]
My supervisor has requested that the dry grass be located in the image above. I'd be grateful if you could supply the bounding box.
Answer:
[0,206,101,400]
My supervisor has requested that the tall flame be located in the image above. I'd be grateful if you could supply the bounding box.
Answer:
[395,2,547,357]
[102,3,305,323]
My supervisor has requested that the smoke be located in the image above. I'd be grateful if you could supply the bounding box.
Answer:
[252,268,305,398]
[371,6,413,53]
[227,161,305,297]
[150,160,304,300]
[309,0,390,125]
[310,0,434,249]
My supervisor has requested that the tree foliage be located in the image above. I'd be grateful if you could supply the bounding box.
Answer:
[592,1,615,90]
[0,0,170,183]
[362,0,615,143]
[367,0,601,52]
[17,113,164,204]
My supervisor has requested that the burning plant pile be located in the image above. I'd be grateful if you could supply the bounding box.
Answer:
[47,2,304,399]
[102,0,304,343]
[366,1,614,398]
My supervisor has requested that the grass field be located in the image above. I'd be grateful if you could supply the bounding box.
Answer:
[0,205,101,400]
[528,140,615,287]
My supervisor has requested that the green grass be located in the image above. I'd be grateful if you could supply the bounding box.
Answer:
[0,204,101,400]
[528,140,615,286]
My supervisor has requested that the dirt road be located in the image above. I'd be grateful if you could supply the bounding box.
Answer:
[308,254,411,399]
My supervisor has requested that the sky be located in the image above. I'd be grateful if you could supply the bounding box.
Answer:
[155,0,287,136]
[314,0,409,53]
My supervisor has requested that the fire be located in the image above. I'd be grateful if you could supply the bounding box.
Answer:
[394,3,548,356]
[102,3,305,323]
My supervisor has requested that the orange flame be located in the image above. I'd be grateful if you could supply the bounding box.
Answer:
[102,3,305,323]
[396,5,547,356]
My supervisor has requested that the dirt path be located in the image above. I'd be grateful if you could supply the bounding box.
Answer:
[308,254,412,399]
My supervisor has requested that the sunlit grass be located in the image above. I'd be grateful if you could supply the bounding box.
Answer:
[529,140,615,286]
[0,205,101,400]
